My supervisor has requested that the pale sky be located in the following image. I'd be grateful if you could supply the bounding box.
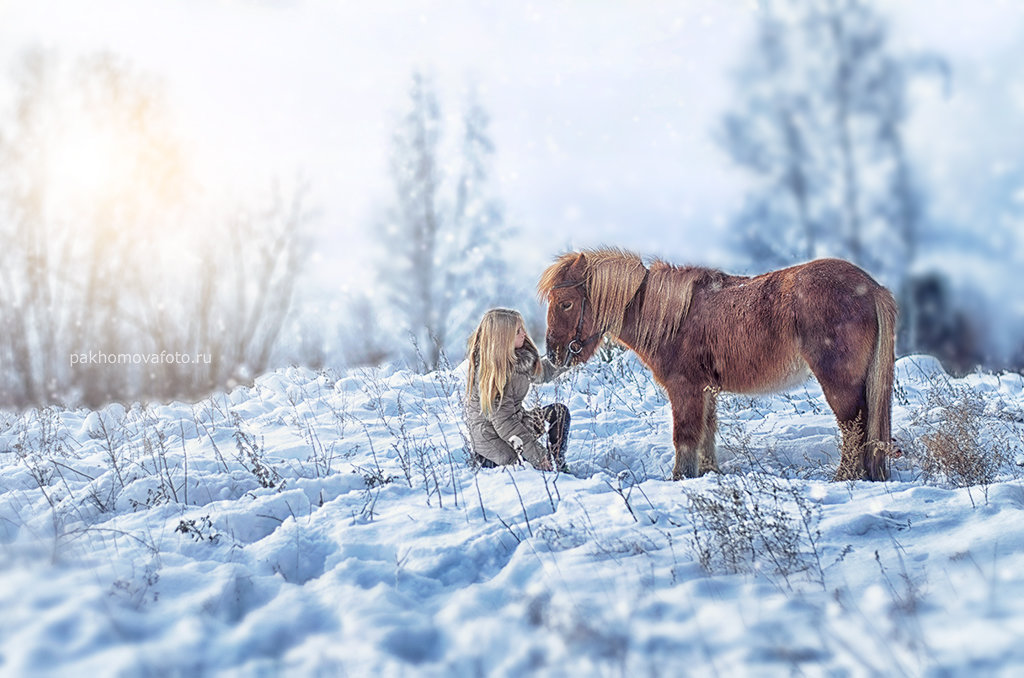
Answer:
[1,0,1023,308]
[0,0,767,295]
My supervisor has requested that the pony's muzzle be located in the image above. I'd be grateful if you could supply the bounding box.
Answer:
[567,340,584,363]
[545,340,560,363]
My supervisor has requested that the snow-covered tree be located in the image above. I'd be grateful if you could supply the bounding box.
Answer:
[378,73,518,372]
[719,0,945,353]
[445,83,520,342]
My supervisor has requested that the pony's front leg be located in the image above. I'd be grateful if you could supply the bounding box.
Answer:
[667,383,706,480]
[698,387,720,475]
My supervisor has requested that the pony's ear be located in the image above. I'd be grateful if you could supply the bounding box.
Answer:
[567,252,589,279]
[538,250,589,300]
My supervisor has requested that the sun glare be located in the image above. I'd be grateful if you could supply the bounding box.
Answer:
[46,121,128,208]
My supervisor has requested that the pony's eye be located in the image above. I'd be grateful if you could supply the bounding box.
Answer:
[560,301,573,311]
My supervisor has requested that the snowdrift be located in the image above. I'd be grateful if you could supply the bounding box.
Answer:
[2,354,1024,675]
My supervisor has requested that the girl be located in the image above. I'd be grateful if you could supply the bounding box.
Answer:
[465,308,570,471]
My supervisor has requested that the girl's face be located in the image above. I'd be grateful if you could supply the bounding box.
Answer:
[514,323,527,349]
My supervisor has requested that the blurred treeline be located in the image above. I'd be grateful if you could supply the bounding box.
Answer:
[2,0,1022,409]
[0,50,522,408]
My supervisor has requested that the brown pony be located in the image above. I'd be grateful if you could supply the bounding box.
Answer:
[538,248,897,481]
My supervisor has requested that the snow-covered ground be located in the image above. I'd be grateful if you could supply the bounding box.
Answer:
[2,352,1024,676]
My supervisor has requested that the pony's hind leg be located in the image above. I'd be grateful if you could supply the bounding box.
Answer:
[818,380,869,481]
[667,383,707,480]
[698,388,720,475]
[797,275,891,481]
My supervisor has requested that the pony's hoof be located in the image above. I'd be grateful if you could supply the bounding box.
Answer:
[832,468,864,482]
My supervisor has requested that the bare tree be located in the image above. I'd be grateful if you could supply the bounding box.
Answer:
[0,49,310,407]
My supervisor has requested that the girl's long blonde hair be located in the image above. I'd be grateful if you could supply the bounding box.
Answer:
[466,308,539,415]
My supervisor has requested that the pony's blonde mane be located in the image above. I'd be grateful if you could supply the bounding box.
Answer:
[636,260,704,352]
[539,248,703,351]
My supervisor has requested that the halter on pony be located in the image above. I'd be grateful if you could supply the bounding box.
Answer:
[551,279,604,366]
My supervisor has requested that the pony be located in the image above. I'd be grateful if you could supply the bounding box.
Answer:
[538,248,897,481]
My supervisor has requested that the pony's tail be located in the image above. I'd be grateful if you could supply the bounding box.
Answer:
[865,289,898,481]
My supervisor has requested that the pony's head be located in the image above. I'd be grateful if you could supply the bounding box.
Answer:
[538,252,596,366]
[537,249,648,366]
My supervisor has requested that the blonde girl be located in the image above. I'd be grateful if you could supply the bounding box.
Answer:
[464,308,570,470]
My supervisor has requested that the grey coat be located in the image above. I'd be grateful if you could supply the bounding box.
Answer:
[465,344,565,468]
